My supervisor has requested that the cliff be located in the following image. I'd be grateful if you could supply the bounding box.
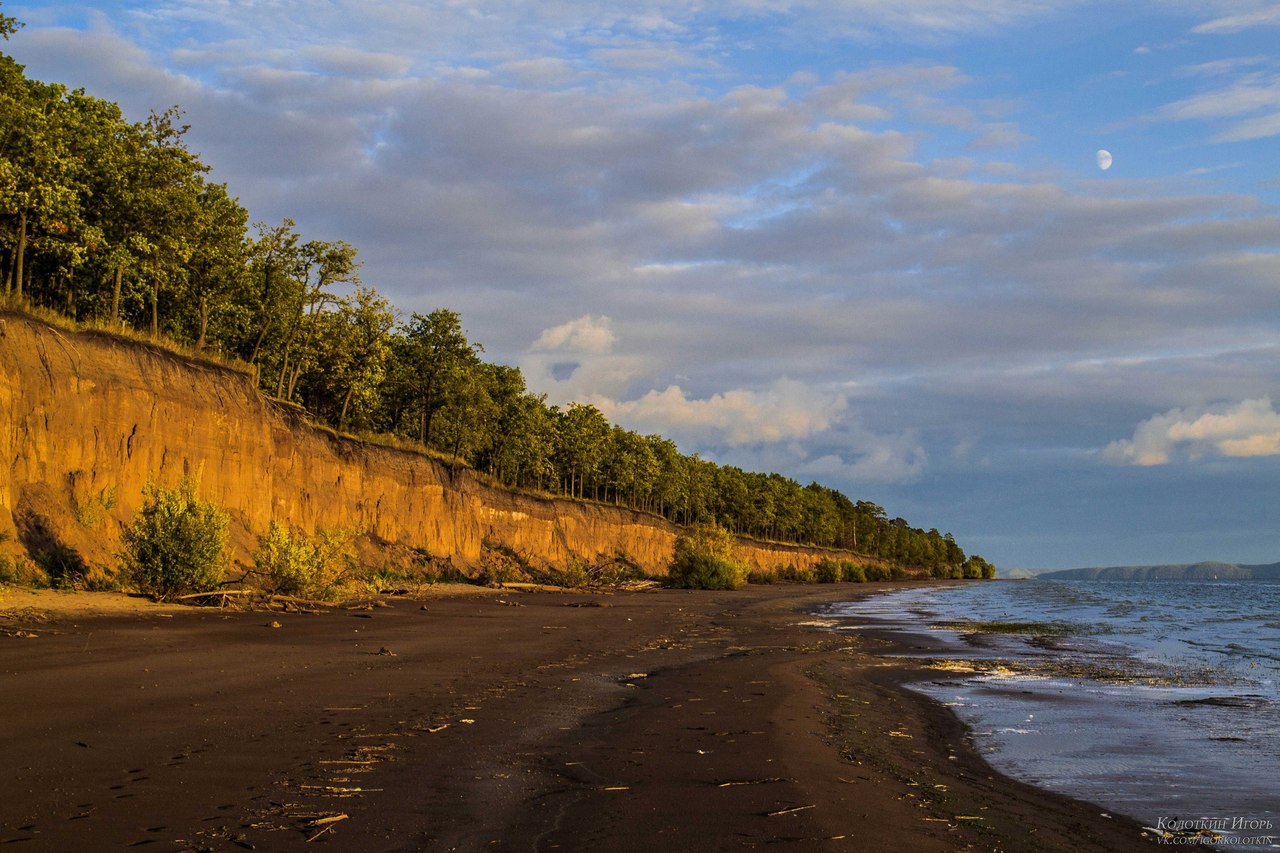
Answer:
[0,313,876,579]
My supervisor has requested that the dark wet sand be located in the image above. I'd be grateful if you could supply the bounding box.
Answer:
[0,583,1155,851]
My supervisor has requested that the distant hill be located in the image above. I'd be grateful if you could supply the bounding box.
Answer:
[998,567,1046,579]
[1038,561,1280,581]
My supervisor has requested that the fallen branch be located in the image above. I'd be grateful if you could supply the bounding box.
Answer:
[717,777,784,788]
[174,590,338,609]
[308,813,349,827]
[767,805,816,817]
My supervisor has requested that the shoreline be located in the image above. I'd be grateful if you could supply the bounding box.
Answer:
[0,583,1154,850]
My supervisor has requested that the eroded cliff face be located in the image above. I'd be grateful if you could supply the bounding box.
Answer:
[0,314,870,578]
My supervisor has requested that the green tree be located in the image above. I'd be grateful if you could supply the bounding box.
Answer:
[647,435,684,518]
[183,182,249,349]
[274,238,359,399]
[1,5,22,40]
[0,64,79,302]
[243,219,303,367]
[555,402,611,499]
[321,284,395,430]
[386,309,482,448]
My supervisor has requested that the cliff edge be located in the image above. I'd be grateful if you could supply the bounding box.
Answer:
[0,313,870,578]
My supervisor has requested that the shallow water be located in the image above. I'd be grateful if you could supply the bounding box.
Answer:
[823,580,1280,849]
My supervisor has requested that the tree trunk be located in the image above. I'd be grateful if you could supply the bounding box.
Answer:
[274,320,303,398]
[14,210,26,301]
[248,318,271,366]
[197,296,209,350]
[111,263,124,328]
[286,359,305,400]
[338,385,355,431]
[150,277,159,337]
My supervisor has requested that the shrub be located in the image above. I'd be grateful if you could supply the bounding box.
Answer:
[33,543,87,589]
[120,479,228,600]
[815,559,842,584]
[0,555,20,586]
[254,523,353,600]
[840,561,866,583]
[70,481,117,529]
[667,523,747,590]
[0,554,45,587]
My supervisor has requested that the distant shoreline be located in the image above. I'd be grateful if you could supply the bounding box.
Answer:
[1,584,1151,850]
[1012,561,1280,581]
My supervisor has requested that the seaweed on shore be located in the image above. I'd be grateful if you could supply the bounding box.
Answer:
[922,656,1212,687]
[929,619,1081,637]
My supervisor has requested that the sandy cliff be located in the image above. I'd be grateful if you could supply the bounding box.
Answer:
[0,313,873,578]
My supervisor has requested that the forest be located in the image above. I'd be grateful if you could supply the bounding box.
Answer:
[0,11,993,579]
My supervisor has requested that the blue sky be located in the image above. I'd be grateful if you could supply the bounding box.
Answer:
[6,1,1280,569]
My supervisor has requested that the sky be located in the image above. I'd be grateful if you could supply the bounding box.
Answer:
[6,0,1280,570]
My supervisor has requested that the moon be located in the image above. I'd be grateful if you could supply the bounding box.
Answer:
[1096,149,1113,171]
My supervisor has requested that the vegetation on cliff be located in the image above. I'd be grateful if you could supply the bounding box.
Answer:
[667,524,749,590]
[0,9,990,577]
[119,479,228,600]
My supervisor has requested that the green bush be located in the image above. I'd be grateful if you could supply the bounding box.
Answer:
[840,561,866,583]
[120,479,228,600]
[815,558,842,583]
[254,523,353,600]
[667,524,747,590]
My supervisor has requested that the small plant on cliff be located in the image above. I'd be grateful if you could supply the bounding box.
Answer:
[70,477,118,530]
[253,523,354,600]
[667,523,748,590]
[120,479,229,600]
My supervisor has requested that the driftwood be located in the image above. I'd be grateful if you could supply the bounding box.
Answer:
[174,590,339,610]
[767,804,816,817]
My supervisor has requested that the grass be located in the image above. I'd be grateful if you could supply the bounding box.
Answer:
[1,302,254,378]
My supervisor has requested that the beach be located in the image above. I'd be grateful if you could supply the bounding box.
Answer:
[0,583,1153,851]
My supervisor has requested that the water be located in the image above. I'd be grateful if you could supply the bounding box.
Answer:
[822,580,1280,848]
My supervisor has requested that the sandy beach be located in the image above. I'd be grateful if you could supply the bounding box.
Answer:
[0,583,1154,851]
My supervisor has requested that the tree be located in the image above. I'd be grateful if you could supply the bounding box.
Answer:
[0,6,21,41]
[244,219,302,367]
[183,182,249,349]
[0,66,79,302]
[274,238,360,399]
[288,283,396,430]
[555,402,611,499]
[389,308,481,447]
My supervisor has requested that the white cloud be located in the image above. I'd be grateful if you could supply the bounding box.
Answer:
[598,379,848,446]
[1192,4,1280,34]
[1157,70,1280,141]
[1103,398,1280,465]
[533,315,617,354]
